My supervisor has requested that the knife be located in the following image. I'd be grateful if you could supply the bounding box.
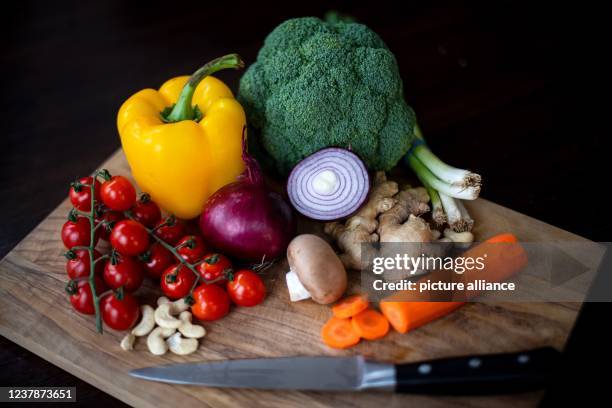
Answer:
[129,347,561,394]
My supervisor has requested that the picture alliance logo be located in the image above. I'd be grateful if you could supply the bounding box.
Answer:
[371,253,488,276]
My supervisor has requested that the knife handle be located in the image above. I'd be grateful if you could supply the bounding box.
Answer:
[395,347,562,395]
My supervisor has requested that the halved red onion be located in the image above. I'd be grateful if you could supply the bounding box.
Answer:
[287,148,370,220]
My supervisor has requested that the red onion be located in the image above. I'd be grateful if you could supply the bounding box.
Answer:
[287,148,370,221]
[199,131,295,262]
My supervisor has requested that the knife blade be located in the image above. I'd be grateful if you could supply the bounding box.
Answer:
[129,347,561,394]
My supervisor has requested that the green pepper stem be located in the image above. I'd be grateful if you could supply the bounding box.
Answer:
[163,54,245,123]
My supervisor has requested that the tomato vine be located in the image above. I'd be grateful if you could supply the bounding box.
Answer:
[63,169,226,334]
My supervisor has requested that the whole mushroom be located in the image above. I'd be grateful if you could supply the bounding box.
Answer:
[285,234,347,304]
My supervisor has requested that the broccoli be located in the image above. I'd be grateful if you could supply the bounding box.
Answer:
[238,17,415,175]
[239,17,482,232]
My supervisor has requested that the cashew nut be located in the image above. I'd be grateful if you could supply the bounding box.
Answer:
[157,296,190,314]
[157,296,170,306]
[171,298,191,314]
[147,326,176,355]
[178,311,206,339]
[120,333,135,351]
[443,228,474,246]
[166,332,198,355]
[154,303,182,329]
[131,305,156,336]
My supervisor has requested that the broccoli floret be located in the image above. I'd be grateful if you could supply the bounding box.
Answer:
[238,17,416,175]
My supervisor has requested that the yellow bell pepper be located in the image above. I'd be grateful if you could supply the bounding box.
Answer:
[117,54,246,219]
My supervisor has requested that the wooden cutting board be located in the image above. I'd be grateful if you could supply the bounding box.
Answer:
[0,149,586,407]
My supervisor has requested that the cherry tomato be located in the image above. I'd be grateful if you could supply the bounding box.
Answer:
[69,277,107,315]
[66,248,104,280]
[196,253,232,285]
[191,283,230,321]
[226,270,266,307]
[69,176,101,212]
[103,255,144,292]
[131,195,162,228]
[154,218,186,245]
[110,220,149,256]
[100,176,136,211]
[61,217,99,249]
[176,235,207,263]
[141,243,175,279]
[101,292,140,331]
[96,210,124,241]
[160,265,196,300]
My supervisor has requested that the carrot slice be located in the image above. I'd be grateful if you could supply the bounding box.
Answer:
[380,232,527,334]
[332,295,369,319]
[321,317,360,349]
[351,309,390,340]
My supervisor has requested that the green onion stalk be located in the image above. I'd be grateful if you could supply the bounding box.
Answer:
[405,125,481,232]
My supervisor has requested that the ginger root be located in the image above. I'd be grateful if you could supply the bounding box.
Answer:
[378,186,431,243]
[324,172,478,275]
[377,186,434,279]
[324,172,398,270]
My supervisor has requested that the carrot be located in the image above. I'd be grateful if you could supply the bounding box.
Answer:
[484,232,518,244]
[321,317,360,349]
[455,232,527,300]
[380,301,463,334]
[380,232,526,333]
[351,309,390,340]
[331,294,369,319]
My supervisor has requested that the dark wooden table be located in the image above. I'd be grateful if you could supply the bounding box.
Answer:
[1,1,607,405]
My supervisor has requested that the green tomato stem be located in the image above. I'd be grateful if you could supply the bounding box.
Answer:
[123,213,225,301]
[74,169,233,335]
[87,174,103,334]
[92,254,109,266]
[70,245,90,252]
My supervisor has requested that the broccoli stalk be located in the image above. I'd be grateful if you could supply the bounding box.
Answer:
[405,125,480,232]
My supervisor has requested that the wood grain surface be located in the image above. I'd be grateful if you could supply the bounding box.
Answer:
[0,149,589,407]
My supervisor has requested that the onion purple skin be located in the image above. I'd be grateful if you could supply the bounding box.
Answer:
[199,181,296,262]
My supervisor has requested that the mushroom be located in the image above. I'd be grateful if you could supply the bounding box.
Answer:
[131,305,155,336]
[285,234,347,304]
[166,332,198,355]
[178,311,206,339]
[147,326,176,355]
[154,303,182,329]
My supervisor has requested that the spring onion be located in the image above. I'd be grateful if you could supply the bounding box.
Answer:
[405,125,481,232]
